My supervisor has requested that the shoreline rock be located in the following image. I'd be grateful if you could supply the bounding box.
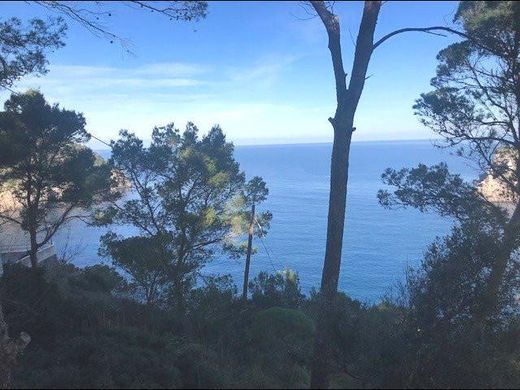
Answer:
[476,148,518,208]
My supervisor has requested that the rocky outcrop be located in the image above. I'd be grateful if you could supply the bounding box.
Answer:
[476,148,518,206]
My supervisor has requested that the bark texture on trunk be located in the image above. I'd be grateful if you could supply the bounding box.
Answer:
[310,130,352,389]
[309,1,381,388]
[242,203,256,301]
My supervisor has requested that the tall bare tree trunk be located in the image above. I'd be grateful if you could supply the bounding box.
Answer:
[0,301,30,389]
[242,203,256,300]
[28,227,39,269]
[309,2,381,388]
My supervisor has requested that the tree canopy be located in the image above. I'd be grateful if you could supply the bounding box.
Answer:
[0,16,66,89]
[379,0,520,362]
[0,90,116,267]
[99,122,245,308]
[414,1,520,192]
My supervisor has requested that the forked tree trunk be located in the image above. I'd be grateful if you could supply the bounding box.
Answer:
[242,203,256,300]
[309,2,381,388]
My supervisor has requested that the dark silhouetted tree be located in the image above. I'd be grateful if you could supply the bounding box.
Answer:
[0,16,66,89]
[402,217,520,388]
[236,176,272,300]
[99,123,245,312]
[307,0,492,385]
[249,270,305,309]
[100,233,172,306]
[0,90,116,268]
[308,2,382,386]
[380,0,520,322]
[0,14,67,385]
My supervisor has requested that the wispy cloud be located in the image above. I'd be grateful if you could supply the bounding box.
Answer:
[12,55,299,100]
[224,54,300,83]
[132,63,210,77]
[0,56,337,147]
[15,62,208,96]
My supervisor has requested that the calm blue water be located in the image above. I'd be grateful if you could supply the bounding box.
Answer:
[52,140,476,302]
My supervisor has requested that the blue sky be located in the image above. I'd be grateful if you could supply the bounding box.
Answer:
[0,1,461,147]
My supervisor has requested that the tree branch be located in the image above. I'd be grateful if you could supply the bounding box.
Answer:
[372,26,465,51]
[311,1,348,108]
[32,1,208,52]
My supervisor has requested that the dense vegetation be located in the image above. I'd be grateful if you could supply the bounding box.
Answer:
[1,1,520,389]
[2,241,518,389]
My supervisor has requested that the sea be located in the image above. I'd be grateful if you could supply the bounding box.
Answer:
[49,140,477,303]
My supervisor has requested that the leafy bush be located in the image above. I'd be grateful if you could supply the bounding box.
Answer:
[68,264,126,294]
[248,307,314,388]
[249,270,305,309]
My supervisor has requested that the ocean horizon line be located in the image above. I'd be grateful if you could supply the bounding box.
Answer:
[91,137,442,151]
[234,138,440,148]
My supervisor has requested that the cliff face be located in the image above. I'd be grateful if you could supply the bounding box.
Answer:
[476,148,518,205]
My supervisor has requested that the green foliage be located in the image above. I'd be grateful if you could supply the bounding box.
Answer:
[0,90,87,168]
[99,123,245,310]
[185,275,238,344]
[225,177,272,251]
[349,302,411,389]
[397,219,520,388]
[242,176,272,236]
[244,176,269,204]
[413,1,520,195]
[0,16,66,88]
[409,224,507,325]
[251,307,314,357]
[173,342,228,388]
[2,4,519,387]
[380,6,520,386]
[248,307,314,388]
[0,264,314,388]
[0,91,117,265]
[1,262,226,388]
[224,175,273,300]
[379,141,520,387]
[68,264,126,294]
[378,162,505,224]
[454,1,519,47]
[0,263,63,341]
[100,233,172,305]
[305,293,412,389]
[249,270,305,309]
[2,256,517,388]
[20,327,184,389]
